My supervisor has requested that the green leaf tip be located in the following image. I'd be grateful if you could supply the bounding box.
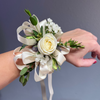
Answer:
[25,9,31,17]
[19,44,27,51]
[52,58,58,70]
[26,73,30,81]
[23,78,27,86]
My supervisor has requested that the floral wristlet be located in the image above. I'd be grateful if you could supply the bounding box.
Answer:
[13,9,84,100]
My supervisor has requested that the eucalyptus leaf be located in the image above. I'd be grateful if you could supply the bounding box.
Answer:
[20,67,28,76]
[21,76,25,83]
[30,16,37,26]
[52,58,57,70]
[33,15,38,25]
[19,76,22,83]
[40,26,43,36]
[19,75,25,84]
[23,78,27,86]
[33,30,39,37]
[25,9,31,17]
[26,73,30,81]
[19,45,27,51]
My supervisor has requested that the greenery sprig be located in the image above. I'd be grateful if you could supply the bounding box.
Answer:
[19,62,35,86]
[25,9,43,39]
[58,39,85,49]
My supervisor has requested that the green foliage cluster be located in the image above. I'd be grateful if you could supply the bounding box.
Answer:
[24,9,43,41]
[19,62,35,86]
[58,39,85,49]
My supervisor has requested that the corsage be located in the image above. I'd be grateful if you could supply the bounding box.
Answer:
[13,9,84,100]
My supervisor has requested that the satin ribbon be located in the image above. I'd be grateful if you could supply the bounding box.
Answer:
[17,25,37,46]
[40,80,47,100]
[48,74,53,100]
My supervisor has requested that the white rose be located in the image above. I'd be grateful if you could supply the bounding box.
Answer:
[38,33,57,55]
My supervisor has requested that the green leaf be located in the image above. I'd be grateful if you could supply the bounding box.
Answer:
[80,45,85,48]
[52,65,57,70]
[33,15,38,25]
[20,67,28,76]
[26,36,36,39]
[19,75,25,84]
[40,26,43,36]
[23,78,27,86]
[26,73,30,81]
[25,9,31,17]
[19,45,27,51]
[19,76,22,83]
[57,64,61,70]
[30,16,38,26]
[28,68,33,71]
[27,62,35,68]
[33,30,39,37]
[52,58,57,70]
[52,32,56,35]
[64,42,67,47]
[24,72,29,76]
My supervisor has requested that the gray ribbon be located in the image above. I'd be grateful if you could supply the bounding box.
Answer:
[40,80,47,100]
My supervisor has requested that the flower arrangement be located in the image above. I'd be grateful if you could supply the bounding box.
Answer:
[13,9,84,100]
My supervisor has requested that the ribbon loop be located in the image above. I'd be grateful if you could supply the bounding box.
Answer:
[17,25,37,46]
[34,62,47,82]
[53,50,66,66]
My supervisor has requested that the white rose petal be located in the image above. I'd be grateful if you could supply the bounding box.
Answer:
[38,34,57,55]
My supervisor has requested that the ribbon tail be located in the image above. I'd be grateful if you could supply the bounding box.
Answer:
[48,73,54,100]
[34,63,47,82]
[40,80,47,100]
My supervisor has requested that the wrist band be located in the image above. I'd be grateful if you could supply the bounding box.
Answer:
[13,9,84,100]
